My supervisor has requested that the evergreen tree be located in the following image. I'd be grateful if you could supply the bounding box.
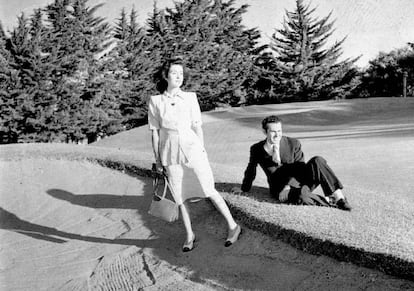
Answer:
[25,9,58,141]
[0,22,21,143]
[270,0,359,101]
[0,22,11,99]
[43,0,122,143]
[5,13,39,142]
[211,0,265,55]
[1,10,61,142]
[111,7,155,129]
[245,51,282,105]
[146,0,264,110]
[2,0,128,143]
[113,8,129,42]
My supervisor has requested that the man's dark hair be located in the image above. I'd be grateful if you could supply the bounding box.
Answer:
[154,56,189,93]
[262,115,282,131]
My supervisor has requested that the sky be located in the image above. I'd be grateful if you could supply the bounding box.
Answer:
[1,0,414,67]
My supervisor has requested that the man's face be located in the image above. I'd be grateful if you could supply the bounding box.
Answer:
[265,122,283,144]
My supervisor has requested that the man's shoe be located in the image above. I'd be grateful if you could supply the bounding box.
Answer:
[225,224,241,247]
[336,198,352,211]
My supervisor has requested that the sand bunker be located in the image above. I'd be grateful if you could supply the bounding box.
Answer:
[1,157,413,290]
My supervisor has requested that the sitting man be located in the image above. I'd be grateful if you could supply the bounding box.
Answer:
[232,115,351,211]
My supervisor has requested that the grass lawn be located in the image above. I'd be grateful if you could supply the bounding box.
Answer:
[1,97,413,280]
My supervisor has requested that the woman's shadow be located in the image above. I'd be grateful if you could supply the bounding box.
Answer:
[0,206,156,245]
[46,188,143,209]
[0,180,161,247]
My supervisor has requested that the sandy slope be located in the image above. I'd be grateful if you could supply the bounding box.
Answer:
[1,158,413,290]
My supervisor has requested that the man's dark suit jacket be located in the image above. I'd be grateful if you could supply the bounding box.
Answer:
[241,136,305,196]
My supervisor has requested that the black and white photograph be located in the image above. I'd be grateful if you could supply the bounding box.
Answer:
[1,0,413,290]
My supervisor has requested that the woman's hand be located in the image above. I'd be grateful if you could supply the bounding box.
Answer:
[155,160,164,173]
[152,160,163,173]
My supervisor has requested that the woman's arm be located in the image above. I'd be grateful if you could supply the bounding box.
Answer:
[148,95,162,170]
[151,129,162,170]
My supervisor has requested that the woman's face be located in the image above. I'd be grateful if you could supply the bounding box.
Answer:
[167,64,184,89]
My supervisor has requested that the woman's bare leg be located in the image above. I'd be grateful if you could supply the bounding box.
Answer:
[189,153,238,230]
[209,193,237,230]
[179,204,194,242]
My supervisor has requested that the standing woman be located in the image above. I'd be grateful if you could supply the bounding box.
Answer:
[148,56,241,252]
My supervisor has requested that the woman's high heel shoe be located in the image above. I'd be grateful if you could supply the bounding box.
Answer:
[182,234,196,252]
[225,224,241,247]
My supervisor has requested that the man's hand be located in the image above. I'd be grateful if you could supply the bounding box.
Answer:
[279,185,291,202]
[231,186,244,195]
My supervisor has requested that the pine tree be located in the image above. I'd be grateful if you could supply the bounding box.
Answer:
[246,51,282,105]
[43,0,122,143]
[0,22,21,143]
[111,7,156,129]
[0,22,11,99]
[5,13,40,142]
[26,9,58,141]
[211,0,265,55]
[146,0,264,110]
[270,0,359,101]
[1,10,58,142]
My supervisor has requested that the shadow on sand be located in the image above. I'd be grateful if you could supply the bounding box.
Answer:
[1,171,278,290]
[47,188,144,209]
[0,204,159,247]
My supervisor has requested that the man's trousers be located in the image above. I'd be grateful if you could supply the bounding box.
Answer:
[269,155,343,199]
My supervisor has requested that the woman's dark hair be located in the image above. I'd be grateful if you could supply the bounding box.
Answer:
[154,56,189,93]
[262,115,282,131]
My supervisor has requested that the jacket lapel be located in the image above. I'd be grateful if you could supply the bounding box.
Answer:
[279,136,288,163]
[258,140,269,157]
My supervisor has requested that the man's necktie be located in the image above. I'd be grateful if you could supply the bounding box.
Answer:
[272,144,281,165]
